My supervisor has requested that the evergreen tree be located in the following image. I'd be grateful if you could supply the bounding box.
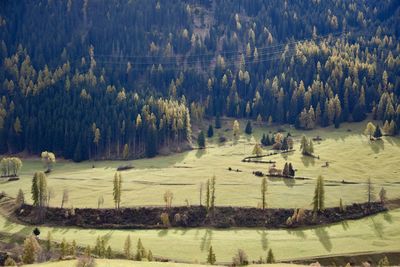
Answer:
[373,125,383,139]
[113,172,122,210]
[245,121,252,134]
[124,235,132,259]
[210,175,216,211]
[312,176,325,213]
[261,177,267,210]
[366,178,375,204]
[379,187,387,203]
[266,248,275,263]
[15,189,25,207]
[207,125,214,138]
[197,131,206,149]
[207,246,216,265]
[206,179,210,211]
[288,163,295,177]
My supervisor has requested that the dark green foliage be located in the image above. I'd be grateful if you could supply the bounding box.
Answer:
[266,248,275,263]
[207,246,216,265]
[0,0,399,161]
[207,125,214,138]
[197,131,205,149]
[245,121,252,134]
[313,176,325,213]
[261,134,271,146]
[373,125,383,139]
[288,163,295,177]
[281,137,289,151]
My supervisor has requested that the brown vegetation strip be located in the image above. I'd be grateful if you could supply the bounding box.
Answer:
[11,202,387,230]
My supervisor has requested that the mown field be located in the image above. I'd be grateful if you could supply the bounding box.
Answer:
[1,120,400,210]
[1,209,399,264]
[1,120,400,264]
[28,259,304,267]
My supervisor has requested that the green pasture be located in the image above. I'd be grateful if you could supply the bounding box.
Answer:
[1,208,399,264]
[1,120,399,209]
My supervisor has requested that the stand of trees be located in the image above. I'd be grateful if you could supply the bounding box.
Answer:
[0,156,22,176]
[0,0,399,161]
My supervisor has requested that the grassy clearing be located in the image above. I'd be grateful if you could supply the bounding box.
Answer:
[1,120,400,210]
[27,259,305,267]
[1,208,399,264]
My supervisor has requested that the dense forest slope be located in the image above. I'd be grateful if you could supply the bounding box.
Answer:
[0,0,399,161]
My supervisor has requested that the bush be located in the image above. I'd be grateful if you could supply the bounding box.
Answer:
[4,257,17,266]
[160,212,170,227]
[232,249,248,266]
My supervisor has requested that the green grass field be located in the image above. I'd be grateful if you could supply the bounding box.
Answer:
[27,259,304,267]
[2,209,399,264]
[1,120,400,264]
[2,120,400,210]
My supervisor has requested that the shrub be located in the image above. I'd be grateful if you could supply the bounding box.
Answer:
[4,257,17,266]
[160,212,170,227]
[232,249,248,266]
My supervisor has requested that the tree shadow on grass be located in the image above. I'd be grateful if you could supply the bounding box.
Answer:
[370,140,384,154]
[314,227,332,252]
[195,149,206,159]
[200,229,213,252]
[286,229,307,240]
[370,217,384,238]
[257,230,268,251]
[341,220,349,231]
[158,229,168,237]
[301,155,315,167]
[283,177,295,188]
[383,211,393,223]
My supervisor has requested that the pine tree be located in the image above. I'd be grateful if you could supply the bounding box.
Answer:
[207,125,214,138]
[60,238,67,258]
[312,176,325,213]
[245,121,252,134]
[207,246,216,265]
[124,235,132,259]
[113,172,122,210]
[15,188,25,207]
[283,163,289,176]
[379,187,387,203]
[288,163,295,177]
[106,246,113,259]
[197,131,206,149]
[261,177,267,210]
[366,178,375,204]
[147,250,153,261]
[210,175,216,211]
[373,125,382,139]
[206,179,210,211]
[266,248,275,263]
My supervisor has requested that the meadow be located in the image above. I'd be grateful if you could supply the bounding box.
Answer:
[1,120,400,210]
[0,209,398,264]
[1,120,400,264]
